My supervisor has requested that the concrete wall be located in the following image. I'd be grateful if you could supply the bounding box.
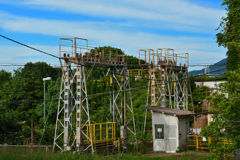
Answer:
[191,114,208,128]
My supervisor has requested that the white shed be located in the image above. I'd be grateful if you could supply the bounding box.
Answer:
[142,106,195,153]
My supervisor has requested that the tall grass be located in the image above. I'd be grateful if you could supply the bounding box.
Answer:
[0,148,213,160]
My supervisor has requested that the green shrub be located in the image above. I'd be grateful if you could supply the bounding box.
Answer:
[176,146,183,153]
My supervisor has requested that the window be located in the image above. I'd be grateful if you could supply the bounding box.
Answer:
[155,124,164,139]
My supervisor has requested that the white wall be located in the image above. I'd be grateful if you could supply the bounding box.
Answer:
[195,80,228,97]
[190,128,202,135]
[178,116,189,149]
[195,80,226,88]
[152,112,179,152]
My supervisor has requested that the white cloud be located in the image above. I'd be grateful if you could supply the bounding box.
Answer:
[1,0,225,30]
[0,44,59,72]
[0,45,58,62]
[0,13,227,71]
[0,0,228,73]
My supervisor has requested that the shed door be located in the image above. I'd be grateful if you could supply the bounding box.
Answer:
[165,124,177,152]
[154,124,165,151]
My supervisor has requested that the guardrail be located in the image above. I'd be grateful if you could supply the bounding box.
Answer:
[84,122,120,154]
[186,135,233,159]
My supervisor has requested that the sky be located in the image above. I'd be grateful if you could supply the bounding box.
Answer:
[0,0,227,72]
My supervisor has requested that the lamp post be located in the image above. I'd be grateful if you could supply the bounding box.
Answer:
[43,77,52,126]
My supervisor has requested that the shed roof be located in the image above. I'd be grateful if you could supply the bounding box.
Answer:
[142,106,195,116]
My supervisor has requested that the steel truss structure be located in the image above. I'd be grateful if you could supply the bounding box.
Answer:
[53,37,137,153]
[138,48,193,133]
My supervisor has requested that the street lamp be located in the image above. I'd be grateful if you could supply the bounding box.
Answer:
[43,77,52,126]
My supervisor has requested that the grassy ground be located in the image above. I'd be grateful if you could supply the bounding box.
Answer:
[0,148,213,160]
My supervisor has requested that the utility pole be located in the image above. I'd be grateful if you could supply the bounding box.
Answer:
[31,119,34,144]
[43,77,52,126]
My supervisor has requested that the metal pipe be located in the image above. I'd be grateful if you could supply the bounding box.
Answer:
[0,144,51,148]
[44,81,45,124]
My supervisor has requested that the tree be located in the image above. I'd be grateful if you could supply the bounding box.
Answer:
[0,70,22,144]
[201,71,240,159]
[0,62,61,144]
[0,70,11,85]
[201,1,240,159]
[216,0,240,71]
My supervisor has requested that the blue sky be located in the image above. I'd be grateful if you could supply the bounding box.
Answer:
[0,0,227,72]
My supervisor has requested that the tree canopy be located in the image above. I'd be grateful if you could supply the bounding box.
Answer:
[216,0,240,71]
[0,62,61,144]
[202,1,240,159]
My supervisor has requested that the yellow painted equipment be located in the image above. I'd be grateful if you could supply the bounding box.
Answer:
[83,122,120,154]
[187,135,211,151]
[127,69,149,78]
[195,136,210,151]
[121,75,125,82]
[186,135,196,151]
[224,142,233,159]
[110,77,113,85]
[186,135,233,159]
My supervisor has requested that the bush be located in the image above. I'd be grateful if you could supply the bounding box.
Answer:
[176,146,183,153]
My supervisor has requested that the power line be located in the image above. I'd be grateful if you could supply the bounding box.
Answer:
[0,82,153,105]
[0,35,226,68]
[0,62,226,87]
[0,35,227,84]
[0,35,59,59]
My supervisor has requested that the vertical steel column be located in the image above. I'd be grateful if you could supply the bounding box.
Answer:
[122,68,127,148]
[82,65,94,153]
[53,60,73,152]
[174,72,179,110]
[143,80,150,134]
[123,63,138,151]
[53,60,64,152]
[151,69,156,106]
[112,68,115,122]
[166,72,172,108]
[75,64,94,153]
[161,68,166,107]
[63,61,70,150]
[183,71,188,111]
[76,65,81,151]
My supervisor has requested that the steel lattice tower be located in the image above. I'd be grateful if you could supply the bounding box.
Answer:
[53,37,137,153]
[139,48,192,134]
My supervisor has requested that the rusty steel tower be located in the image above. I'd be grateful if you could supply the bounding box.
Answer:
[53,37,137,153]
[138,48,191,133]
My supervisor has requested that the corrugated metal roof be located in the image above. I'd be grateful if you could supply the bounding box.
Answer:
[142,106,195,116]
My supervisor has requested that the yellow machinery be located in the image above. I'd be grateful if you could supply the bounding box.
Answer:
[186,135,197,151]
[128,69,149,78]
[186,135,234,159]
[186,135,212,151]
[83,122,120,154]
[187,135,233,151]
